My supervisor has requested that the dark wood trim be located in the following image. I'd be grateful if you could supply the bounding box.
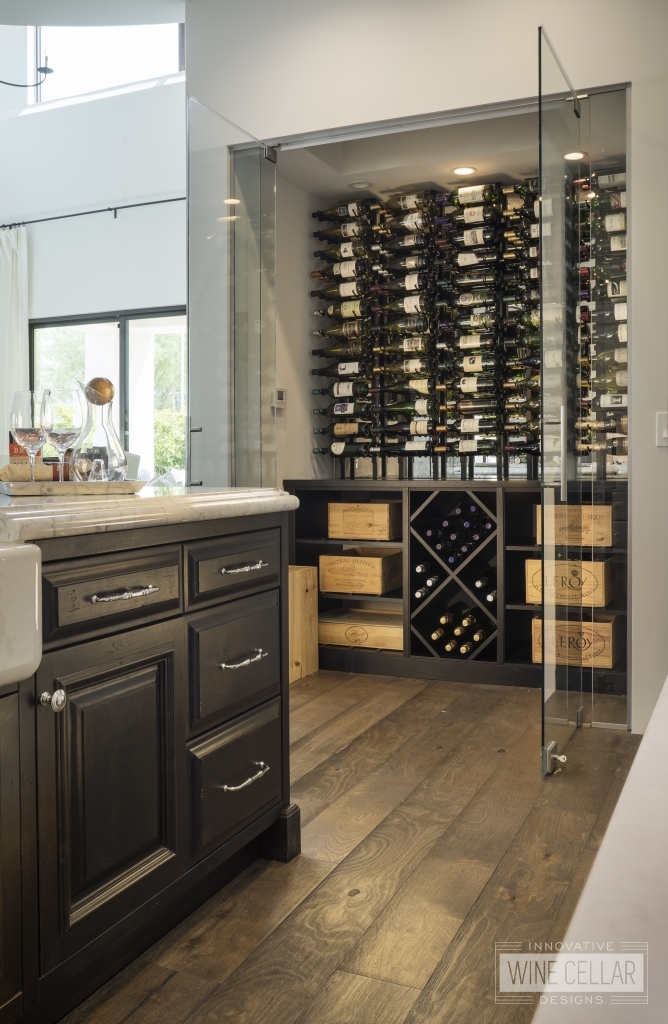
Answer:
[318,644,542,686]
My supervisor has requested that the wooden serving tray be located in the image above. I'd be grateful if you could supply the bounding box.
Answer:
[0,480,146,496]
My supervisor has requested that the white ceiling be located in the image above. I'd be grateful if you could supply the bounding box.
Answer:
[0,0,184,25]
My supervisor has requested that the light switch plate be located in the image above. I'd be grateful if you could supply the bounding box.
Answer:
[656,412,668,447]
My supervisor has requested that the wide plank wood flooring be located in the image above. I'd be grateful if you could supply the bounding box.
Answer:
[61,672,640,1024]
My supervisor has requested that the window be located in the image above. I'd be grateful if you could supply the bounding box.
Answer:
[31,308,187,483]
[34,23,182,103]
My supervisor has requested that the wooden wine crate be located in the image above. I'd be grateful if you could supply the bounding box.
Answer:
[288,565,319,683]
[525,558,616,607]
[534,504,613,547]
[318,608,404,650]
[532,615,622,668]
[328,501,402,541]
[319,548,403,595]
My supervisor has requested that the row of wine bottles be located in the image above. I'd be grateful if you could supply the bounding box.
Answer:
[425,603,492,655]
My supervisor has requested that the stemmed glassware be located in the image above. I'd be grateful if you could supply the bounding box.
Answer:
[10,391,48,484]
[40,388,85,483]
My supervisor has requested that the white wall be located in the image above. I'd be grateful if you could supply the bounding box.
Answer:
[276,175,333,488]
[187,0,668,733]
[0,24,29,112]
[0,74,186,318]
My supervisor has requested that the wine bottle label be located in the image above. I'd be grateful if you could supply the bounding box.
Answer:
[338,260,358,277]
[610,191,627,209]
[330,442,346,455]
[340,221,361,237]
[544,349,563,368]
[617,322,628,342]
[413,399,430,415]
[459,335,483,349]
[401,234,422,247]
[507,433,529,443]
[403,295,423,313]
[458,185,485,204]
[337,362,360,374]
[341,300,362,318]
[614,302,628,321]
[402,359,424,375]
[339,280,359,297]
[615,370,628,386]
[458,292,474,305]
[405,257,419,269]
[403,337,424,351]
[400,194,419,210]
[614,348,628,363]
[598,173,626,187]
[610,234,627,251]
[468,313,489,327]
[404,438,428,451]
[460,418,479,432]
[460,377,479,392]
[529,245,539,258]
[463,228,485,246]
[332,382,354,397]
[462,354,484,372]
[340,241,355,258]
[333,402,355,414]
[411,420,430,435]
[410,379,431,394]
[607,279,627,297]
[401,212,423,231]
[605,213,626,233]
[459,438,479,452]
[347,203,358,217]
[333,422,359,435]
[463,206,485,224]
[530,223,540,238]
[600,393,628,407]
[530,267,539,278]
[404,273,420,290]
[457,252,479,266]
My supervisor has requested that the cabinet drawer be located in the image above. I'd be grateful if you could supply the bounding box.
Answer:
[189,698,282,855]
[185,529,280,609]
[42,546,181,644]
[188,590,280,733]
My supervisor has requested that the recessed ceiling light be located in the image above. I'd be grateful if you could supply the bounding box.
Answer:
[224,198,241,205]
[348,181,372,189]
[564,151,585,160]
[452,166,477,176]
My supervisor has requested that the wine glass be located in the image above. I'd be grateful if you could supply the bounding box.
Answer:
[10,391,47,483]
[40,388,85,483]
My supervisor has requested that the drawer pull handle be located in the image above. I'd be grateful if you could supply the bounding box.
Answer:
[90,585,160,604]
[218,648,268,671]
[219,559,268,576]
[221,761,270,792]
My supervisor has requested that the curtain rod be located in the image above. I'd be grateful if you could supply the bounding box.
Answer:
[0,195,186,230]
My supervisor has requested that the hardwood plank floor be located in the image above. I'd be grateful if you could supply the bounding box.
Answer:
[61,671,640,1024]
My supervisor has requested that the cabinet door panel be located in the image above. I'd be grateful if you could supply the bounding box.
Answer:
[188,590,280,734]
[189,698,282,856]
[36,622,185,981]
[0,695,22,1023]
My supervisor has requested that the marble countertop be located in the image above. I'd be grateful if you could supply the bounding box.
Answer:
[0,486,299,543]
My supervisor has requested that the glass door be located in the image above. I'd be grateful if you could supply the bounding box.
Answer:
[539,28,584,774]
[187,98,276,489]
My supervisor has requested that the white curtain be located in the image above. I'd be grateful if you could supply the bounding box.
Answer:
[0,227,29,459]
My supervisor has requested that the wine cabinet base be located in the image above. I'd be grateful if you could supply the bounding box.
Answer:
[318,644,541,687]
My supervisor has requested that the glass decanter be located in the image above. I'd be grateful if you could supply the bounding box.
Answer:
[70,377,127,482]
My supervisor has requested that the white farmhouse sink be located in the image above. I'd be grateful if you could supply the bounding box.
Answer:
[0,543,42,685]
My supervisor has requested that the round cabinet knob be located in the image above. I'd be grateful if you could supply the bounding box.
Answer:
[40,689,67,712]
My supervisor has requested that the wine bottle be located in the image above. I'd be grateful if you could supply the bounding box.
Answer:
[455,289,497,308]
[310,279,369,300]
[381,233,430,251]
[312,199,377,222]
[452,227,497,248]
[444,638,459,652]
[368,439,444,457]
[370,377,436,396]
[415,561,433,574]
[576,437,628,454]
[373,335,432,355]
[505,440,540,455]
[313,401,372,417]
[311,341,370,358]
[450,437,499,455]
[431,626,447,640]
[449,248,501,268]
[375,273,433,296]
[455,354,498,373]
[453,334,496,351]
[311,259,367,281]
[380,315,431,335]
[313,220,365,241]
[457,374,497,394]
[313,441,372,457]
[313,299,370,320]
[384,190,436,212]
[450,205,498,226]
[450,183,501,206]
[454,270,498,288]
[456,311,498,330]
[485,590,497,604]
[380,396,438,416]
[313,320,371,340]
[313,421,373,438]
[375,253,431,274]
[387,210,434,234]
[312,380,370,399]
[374,357,435,377]
[459,641,474,654]
[474,573,494,589]
[311,360,371,378]
[374,419,436,437]
[313,240,370,261]
[592,368,628,389]
[575,414,628,432]
[439,603,468,624]
[377,294,434,316]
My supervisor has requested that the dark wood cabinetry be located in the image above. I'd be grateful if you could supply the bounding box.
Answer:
[0,694,22,1024]
[11,510,297,1024]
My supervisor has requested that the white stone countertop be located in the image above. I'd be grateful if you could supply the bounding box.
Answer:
[532,680,667,1022]
[0,486,299,543]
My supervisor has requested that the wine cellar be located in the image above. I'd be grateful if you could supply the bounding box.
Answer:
[277,83,629,727]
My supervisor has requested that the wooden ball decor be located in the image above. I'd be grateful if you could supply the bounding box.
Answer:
[86,377,115,405]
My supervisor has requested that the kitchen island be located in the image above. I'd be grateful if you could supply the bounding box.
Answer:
[0,487,299,1024]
